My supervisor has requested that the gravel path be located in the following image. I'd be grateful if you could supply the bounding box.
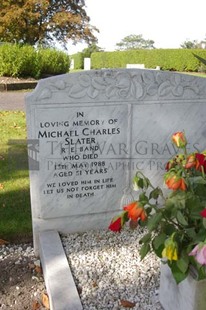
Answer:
[0,76,37,111]
[62,227,163,310]
[0,92,26,111]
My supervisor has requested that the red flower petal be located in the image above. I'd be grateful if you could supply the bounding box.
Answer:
[108,217,122,232]
[200,208,206,218]
[196,153,205,165]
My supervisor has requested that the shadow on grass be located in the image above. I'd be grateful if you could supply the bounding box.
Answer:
[0,143,32,242]
[0,187,32,242]
[0,139,31,179]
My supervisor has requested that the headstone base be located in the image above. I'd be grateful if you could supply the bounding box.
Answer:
[39,230,83,310]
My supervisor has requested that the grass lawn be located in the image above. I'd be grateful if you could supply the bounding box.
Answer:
[0,111,32,242]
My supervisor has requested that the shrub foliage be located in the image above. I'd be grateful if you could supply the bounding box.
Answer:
[70,52,84,70]
[91,49,206,71]
[0,44,70,78]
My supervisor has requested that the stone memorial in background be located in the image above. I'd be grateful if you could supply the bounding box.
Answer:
[126,64,145,69]
[84,57,91,70]
[26,69,206,251]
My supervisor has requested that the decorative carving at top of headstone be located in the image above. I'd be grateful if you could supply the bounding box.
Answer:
[30,69,205,103]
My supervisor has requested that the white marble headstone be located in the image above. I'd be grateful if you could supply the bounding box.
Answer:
[26,69,206,250]
[84,57,91,70]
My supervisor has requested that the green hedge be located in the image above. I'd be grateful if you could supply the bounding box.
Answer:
[0,44,40,78]
[38,48,70,76]
[70,52,84,70]
[0,44,70,78]
[91,49,206,72]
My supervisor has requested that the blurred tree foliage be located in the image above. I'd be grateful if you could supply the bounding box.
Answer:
[82,43,104,58]
[0,0,98,48]
[115,34,155,50]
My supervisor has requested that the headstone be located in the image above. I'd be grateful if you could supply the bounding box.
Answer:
[70,58,74,70]
[126,64,145,69]
[25,69,206,251]
[84,58,91,70]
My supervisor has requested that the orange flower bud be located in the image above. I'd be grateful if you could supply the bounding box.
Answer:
[172,132,187,148]
[108,217,122,232]
[180,178,187,191]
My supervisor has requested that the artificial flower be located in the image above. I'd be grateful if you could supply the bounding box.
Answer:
[165,174,187,191]
[189,243,206,265]
[108,216,122,232]
[196,153,206,172]
[165,159,175,171]
[123,201,147,222]
[185,154,200,170]
[200,208,206,218]
[133,176,139,191]
[109,131,206,283]
[162,235,178,261]
[172,131,187,148]
[166,154,185,170]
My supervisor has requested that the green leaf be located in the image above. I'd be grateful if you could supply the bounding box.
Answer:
[190,206,202,219]
[176,211,188,226]
[145,206,152,215]
[196,229,206,242]
[176,256,189,274]
[190,176,206,185]
[166,191,186,210]
[162,223,176,235]
[133,176,144,189]
[140,243,150,260]
[143,177,150,189]
[172,271,187,284]
[197,266,206,280]
[185,227,197,239]
[153,244,164,258]
[139,232,151,244]
[170,262,188,284]
[203,218,206,229]
[165,197,176,210]
[139,192,149,205]
[122,211,129,224]
[152,233,166,258]
[147,213,162,231]
[149,187,161,200]
[152,233,167,250]
[139,219,148,227]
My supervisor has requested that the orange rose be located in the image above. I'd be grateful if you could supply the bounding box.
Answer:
[185,154,200,170]
[123,201,147,222]
[165,175,186,191]
[172,132,187,148]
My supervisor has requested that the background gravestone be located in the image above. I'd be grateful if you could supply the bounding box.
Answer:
[26,69,206,251]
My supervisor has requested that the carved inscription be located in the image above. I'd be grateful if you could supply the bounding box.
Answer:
[37,105,128,218]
